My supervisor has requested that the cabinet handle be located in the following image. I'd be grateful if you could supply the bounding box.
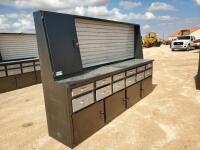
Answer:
[99,110,105,119]
[122,97,126,101]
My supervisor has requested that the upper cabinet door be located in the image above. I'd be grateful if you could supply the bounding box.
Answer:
[43,12,82,79]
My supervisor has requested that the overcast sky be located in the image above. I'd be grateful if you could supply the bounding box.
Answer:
[0,0,200,39]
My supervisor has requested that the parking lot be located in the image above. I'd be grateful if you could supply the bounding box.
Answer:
[0,45,200,150]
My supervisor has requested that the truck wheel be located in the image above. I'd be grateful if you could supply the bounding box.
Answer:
[187,45,190,51]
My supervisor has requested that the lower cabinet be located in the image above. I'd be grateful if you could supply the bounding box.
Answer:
[16,72,37,88]
[0,76,17,93]
[71,77,152,145]
[72,100,105,145]
[105,90,126,123]
[127,82,141,108]
[141,77,153,98]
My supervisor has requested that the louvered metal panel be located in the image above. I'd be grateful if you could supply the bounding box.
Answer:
[75,18,135,68]
[0,34,38,61]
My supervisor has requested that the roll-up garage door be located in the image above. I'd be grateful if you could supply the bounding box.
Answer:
[0,34,38,61]
[75,18,135,68]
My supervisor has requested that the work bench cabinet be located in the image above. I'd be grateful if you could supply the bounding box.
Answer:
[34,10,154,148]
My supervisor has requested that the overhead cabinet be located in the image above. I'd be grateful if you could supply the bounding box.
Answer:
[34,10,154,148]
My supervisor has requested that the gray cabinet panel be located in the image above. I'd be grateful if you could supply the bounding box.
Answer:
[43,12,82,78]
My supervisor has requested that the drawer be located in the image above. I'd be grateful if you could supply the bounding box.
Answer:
[72,83,94,97]
[72,92,94,112]
[145,69,152,78]
[22,66,34,73]
[137,66,145,72]
[22,62,34,67]
[35,61,40,65]
[96,85,112,101]
[0,71,6,77]
[146,63,152,69]
[113,72,125,81]
[113,80,125,93]
[126,76,136,87]
[136,72,144,82]
[0,66,5,70]
[7,64,20,69]
[7,68,21,76]
[35,65,40,71]
[126,68,136,76]
[96,77,111,88]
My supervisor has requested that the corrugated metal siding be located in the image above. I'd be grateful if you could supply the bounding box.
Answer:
[0,34,38,61]
[75,18,135,68]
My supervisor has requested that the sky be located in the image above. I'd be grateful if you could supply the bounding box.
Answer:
[0,0,200,39]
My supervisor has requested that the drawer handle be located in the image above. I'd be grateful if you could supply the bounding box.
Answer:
[122,97,126,101]
[80,87,87,92]
[80,101,84,105]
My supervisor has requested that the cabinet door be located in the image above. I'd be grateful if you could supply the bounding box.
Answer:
[72,101,105,145]
[105,90,126,123]
[127,82,141,108]
[42,12,83,78]
[141,77,153,98]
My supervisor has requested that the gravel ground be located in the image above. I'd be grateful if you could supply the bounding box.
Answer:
[0,45,200,150]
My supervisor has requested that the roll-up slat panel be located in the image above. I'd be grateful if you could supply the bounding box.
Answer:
[0,34,38,61]
[75,18,135,68]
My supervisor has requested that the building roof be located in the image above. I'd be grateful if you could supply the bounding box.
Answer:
[169,27,200,37]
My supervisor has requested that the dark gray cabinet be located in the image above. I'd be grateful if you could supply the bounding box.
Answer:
[0,59,41,93]
[34,10,154,148]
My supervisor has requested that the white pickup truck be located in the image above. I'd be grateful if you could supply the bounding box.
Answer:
[171,35,196,51]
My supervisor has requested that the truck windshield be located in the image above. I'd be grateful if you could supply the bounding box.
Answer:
[177,36,190,40]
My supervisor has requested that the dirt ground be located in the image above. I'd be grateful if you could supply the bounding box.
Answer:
[0,45,200,150]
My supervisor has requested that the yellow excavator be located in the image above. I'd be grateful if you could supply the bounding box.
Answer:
[143,32,161,48]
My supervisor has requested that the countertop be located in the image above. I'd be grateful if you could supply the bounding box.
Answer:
[57,59,153,87]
